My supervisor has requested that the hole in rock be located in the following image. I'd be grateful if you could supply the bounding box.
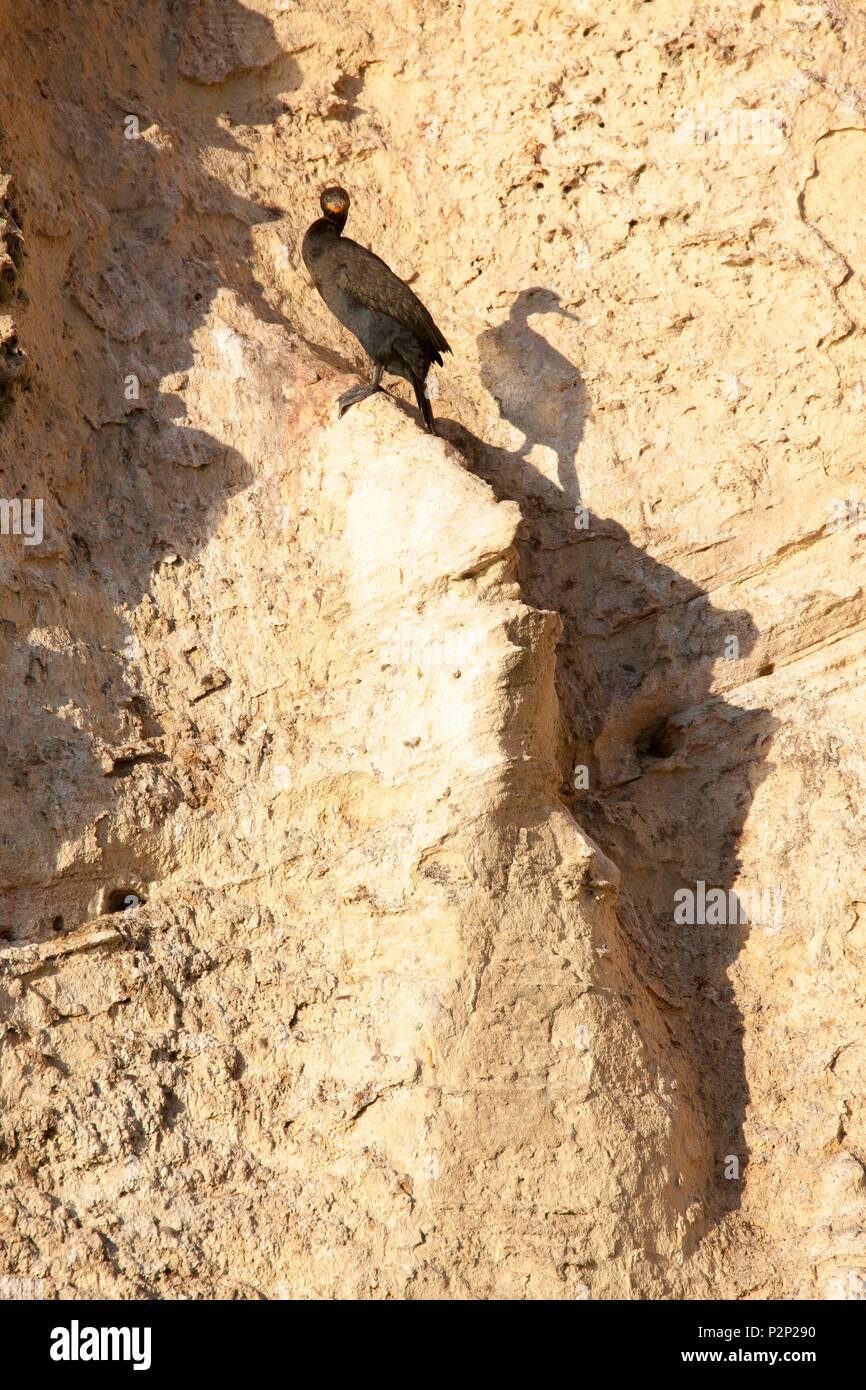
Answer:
[635,717,684,760]
[105,888,147,914]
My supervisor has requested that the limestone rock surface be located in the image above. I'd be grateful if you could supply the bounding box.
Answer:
[1,0,865,1299]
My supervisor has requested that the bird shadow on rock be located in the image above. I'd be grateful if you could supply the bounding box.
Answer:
[432,290,779,1252]
[476,287,589,503]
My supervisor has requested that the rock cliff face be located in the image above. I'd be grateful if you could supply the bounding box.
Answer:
[1,0,865,1299]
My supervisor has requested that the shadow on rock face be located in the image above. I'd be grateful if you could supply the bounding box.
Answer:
[476,287,590,505]
[436,292,779,1250]
[0,0,299,939]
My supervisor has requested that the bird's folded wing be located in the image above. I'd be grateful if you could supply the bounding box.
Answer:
[333,243,450,357]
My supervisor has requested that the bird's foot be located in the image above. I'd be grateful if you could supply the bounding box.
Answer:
[337,382,380,418]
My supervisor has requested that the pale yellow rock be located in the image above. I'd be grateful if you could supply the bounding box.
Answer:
[0,0,864,1300]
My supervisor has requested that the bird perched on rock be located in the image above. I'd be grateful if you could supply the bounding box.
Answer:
[301,186,450,434]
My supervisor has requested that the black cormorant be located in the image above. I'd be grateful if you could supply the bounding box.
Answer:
[301,186,451,433]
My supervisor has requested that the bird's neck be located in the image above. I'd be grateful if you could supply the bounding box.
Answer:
[303,215,346,265]
[317,213,346,236]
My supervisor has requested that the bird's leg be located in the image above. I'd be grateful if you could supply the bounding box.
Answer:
[337,363,384,417]
[411,372,437,435]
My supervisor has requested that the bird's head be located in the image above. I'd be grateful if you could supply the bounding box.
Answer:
[320,186,350,222]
